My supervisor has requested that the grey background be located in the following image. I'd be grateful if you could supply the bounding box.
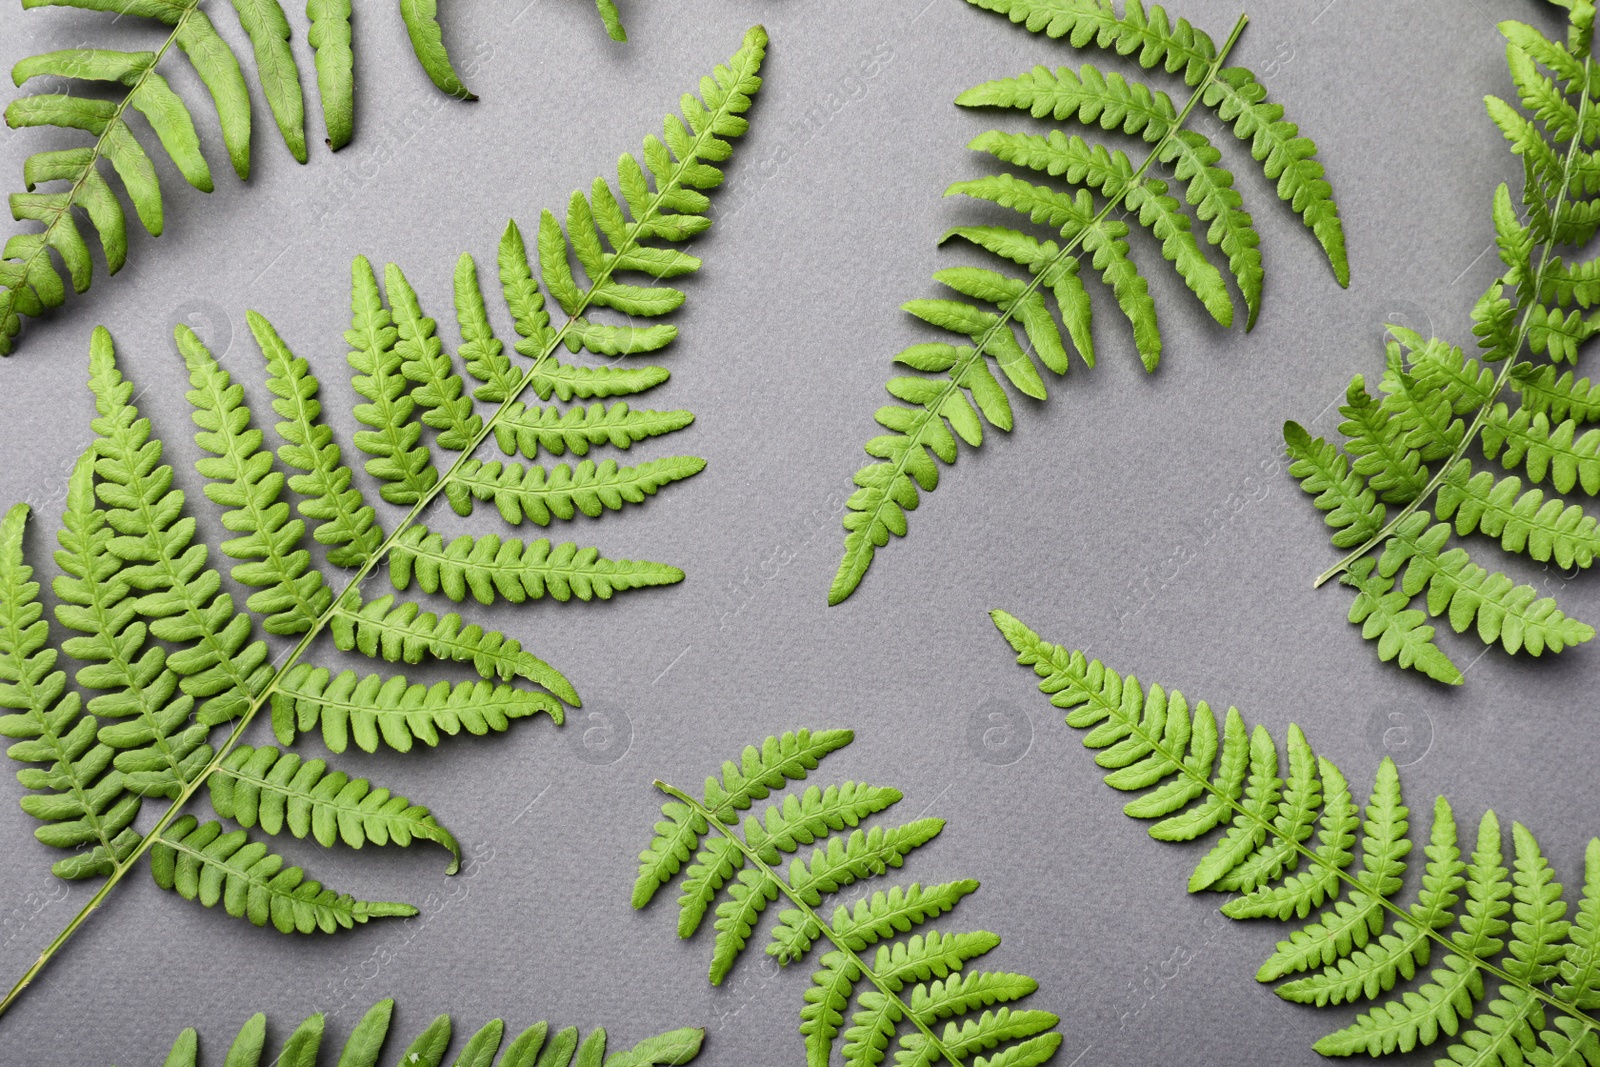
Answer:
[0,0,1594,1064]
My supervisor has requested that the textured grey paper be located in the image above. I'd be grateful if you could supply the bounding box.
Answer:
[0,1,1593,1064]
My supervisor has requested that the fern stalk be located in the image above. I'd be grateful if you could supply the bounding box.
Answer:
[830,12,1249,605]
[653,780,969,1067]
[0,27,767,1016]
[0,1,207,346]
[994,611,1600,1042]
[1312,51,1596,589]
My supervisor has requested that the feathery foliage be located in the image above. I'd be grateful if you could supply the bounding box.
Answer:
[1288,0,1600,683]
[996,609,1600,1063]
[0,25,766,1017]
[829,0,1347,605]
[634,729,1064,1067]
[153,998,703,1067]
[1,0,631,360]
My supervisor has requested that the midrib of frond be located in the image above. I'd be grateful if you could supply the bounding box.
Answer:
[655,781,970,1067]
[1026,639,1599,1037]
[1,44,761,1016]
[0,1,205,331]
[1316,53,1597,588]
[837,14,1249,588]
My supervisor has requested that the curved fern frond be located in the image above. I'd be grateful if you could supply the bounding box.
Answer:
[1294,3,1600,681]
[0,0,528,357]
[635,730,1064,1067]
[0,24,766,1018]
[151,813,415,933]
[830,1,1348,605]
[157,999,702,1067]
[994,610,1600,1064]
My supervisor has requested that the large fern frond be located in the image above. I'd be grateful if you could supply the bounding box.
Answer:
[829,0,1348,605]
[0,25,766,1017]
[995,610,1600,1063]
[0,0,630,358]
[634,729,1064,1067]
[1292,3,1600,682]
[154,998,703,1067]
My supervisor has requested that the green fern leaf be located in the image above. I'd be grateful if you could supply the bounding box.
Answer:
[443,456,706,526]
[156,999,701,1067]
[0,0,517,356]
[271,664,562,755]
[208,744,462,872]
[0,25,766,1014]
[995,611,1600,1063]
[637,731,1062,1067]
[831,1,1347,604]
[1294,4,1600,681]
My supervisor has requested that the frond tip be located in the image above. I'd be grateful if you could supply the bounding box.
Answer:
[635,730,1063,1067]
[830,0,1348,605]
[993,609,1600,1064]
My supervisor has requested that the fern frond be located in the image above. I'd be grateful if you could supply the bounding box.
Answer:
[156,999,702,1067]
[389,529,683,604]
[151,814,416,933]
[0,0,509,356]
[0,25,766,1016]
[271,664,563,755]
[208,744,462,872]
[1295,3,1600,679]
[637,731,1062,1067]
[994,611,1600,1063]
[831,2,1348,604]
[490,402,696,461]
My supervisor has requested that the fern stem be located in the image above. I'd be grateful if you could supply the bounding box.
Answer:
[0,40,765,1020]
[1043,651,1600,1035]
[834,14,1249,603]
[1312,55,1596,588]
[653,780,971,1067]
[0,0,206,337]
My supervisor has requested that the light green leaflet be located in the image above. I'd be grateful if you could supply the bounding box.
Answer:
[149,999,702,1067]
[996,610,1600,1063]
[1287,0,1600,684]
[829,0,1348,606]
[0,25,767,1020]
[1,0,629,358]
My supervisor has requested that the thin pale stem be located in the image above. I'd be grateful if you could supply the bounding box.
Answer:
[0,44,761,1018]
[653,781,970,1067]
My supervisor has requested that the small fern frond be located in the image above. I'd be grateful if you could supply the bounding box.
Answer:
[831,1,1348,605]
[271,665,562,755]
[994,611,1600,1063]
[443,456,707,525]
[636,731,1063,1067]
[0,26,765,1017]
[157,999,702,1067]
